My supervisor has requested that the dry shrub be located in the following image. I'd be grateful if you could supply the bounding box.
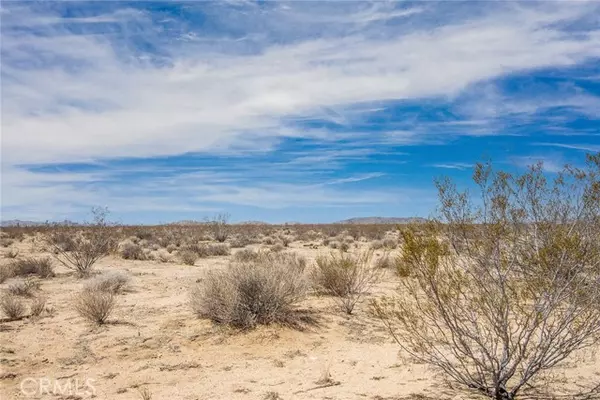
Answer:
[206,243,230,256]
[7,257,54,279]
[270,243,285,253]
[233,248,263,263]
[155,249,172,263]
[190,252,309,329]
[370,240,384,250]
[280,235,294,247]
[47,208,116,277]
[382,237,397,249]
[374,252,394,269]
[313,251,381,314]
[166,244,178,253]
[119,241,146,260]
[1,294,26,320]
[179,250,198,265]
[208,213,230,242]
[7,278,40,297]
[73,288,116,325]
[86,272,130,294]
[30,296,47,317]
[229,235,253,248]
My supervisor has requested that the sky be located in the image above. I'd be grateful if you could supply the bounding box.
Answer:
[1,1,600,224]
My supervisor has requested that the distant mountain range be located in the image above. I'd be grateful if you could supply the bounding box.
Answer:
[0,219,46,227]
[334,217,427,224]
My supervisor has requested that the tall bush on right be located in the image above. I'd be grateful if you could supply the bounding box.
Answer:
[374,154,600,400]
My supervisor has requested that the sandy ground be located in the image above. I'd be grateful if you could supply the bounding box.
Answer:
[1,238,599,400]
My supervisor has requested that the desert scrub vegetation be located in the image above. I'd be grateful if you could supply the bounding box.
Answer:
[190,252,309,329]
[85,272,130,294]
[313,250,381,314]
[7,278,40,297]
[207,213,230,242]
[47,208,116,276]
[2,257,54,282]
[74,287,116,325]
[1,294,26,320]
[373,155,600,400]
[119,240,146,260]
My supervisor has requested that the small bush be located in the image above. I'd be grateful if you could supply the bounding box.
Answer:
[229,235,253,248]
[30,296,47,317]
[1,294,26,320]
[155,250,172,263]
[370,240,384,250]
[47,208,116,276]
[233,248,262,263]
[313,251,381,314]
[73,288,116,325]
[207,243,230,256]
[270,243,285,253]
[119,241,146,260]
[179,251,198,266]
[190,252,309,329]
[166,244,178,253]
[263,236,275,245]
[374,253,394,269]
[382,237,398,249]
[7,257,54,279]
[86,272,130,294]
[7,278,40,297]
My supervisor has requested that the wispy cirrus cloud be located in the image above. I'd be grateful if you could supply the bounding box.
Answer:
[1,1,599,222]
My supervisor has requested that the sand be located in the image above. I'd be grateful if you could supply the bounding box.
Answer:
[1,237,599,400]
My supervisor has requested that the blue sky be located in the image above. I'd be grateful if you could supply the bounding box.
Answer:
[1,1,600,224]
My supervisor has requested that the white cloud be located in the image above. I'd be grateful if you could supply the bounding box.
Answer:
[2,2,600,165]
[1,1,599,220]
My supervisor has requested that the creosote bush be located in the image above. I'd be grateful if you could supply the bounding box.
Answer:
[373,155,600,400]
[73,288,116,325]
[313,250,381,314]
[47,208,116,277]
[190,252,309,329]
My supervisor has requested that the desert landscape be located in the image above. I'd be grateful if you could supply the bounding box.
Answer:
[1,203,600,400]
[3,2,600,400]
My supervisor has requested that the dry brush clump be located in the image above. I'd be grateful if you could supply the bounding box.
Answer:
[313,250,381,314]
[0,294,26,320]
[47,208,116,277]
[7,278,40,297]
[190,252,310,329]
[85,272,130,294]
[373,155,600,400]
[73,287,116,325]
[1,257,54,283]
[119,241,146,260]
